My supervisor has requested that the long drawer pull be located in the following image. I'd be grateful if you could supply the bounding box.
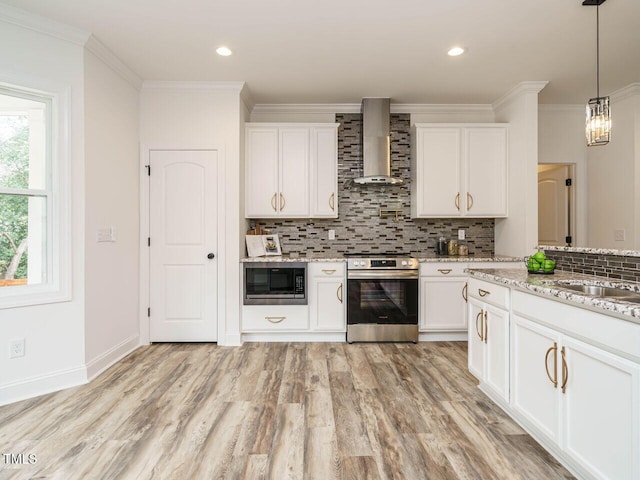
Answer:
[561,346,569,393]
[329,193,335,211]
[462,283,468,302]
[483,310,488,344]
[271,193,277,212]
[437,269,452,274]
[265,316,286,324]
[455,193,460,211]
[544,342,558,388]
[478,289,491,297]
[280,193,286,211]
[475,311,484,341]
[322,269,337,275]
[337,283,343,303]
[467,192,474,211]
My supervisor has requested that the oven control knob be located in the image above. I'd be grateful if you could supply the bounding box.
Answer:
[401,260,408,266]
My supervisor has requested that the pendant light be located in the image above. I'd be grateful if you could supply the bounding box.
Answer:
[584,0,611,146]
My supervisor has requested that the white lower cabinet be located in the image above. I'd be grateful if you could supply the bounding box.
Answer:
[242,305,309,332]
[309,263,346,332]
[419,263,468,332]
[512,312,640,480]
[468,296,510,403]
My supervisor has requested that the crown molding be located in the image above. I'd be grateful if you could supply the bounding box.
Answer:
[250,103,495,115]
[85,35,142,90]
[0,2,89,46]
[142,81,246,93]
[610,83,640,103]
[492,81,549,112]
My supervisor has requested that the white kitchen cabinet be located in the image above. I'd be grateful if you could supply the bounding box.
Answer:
[467,278,510,403]
[512,309,640,480]
[242,305,309,332]
[309,262,345,332]
[310,126,339,218]
[419,263,468,332]
[411,124,508,218]
[245,123,338,219]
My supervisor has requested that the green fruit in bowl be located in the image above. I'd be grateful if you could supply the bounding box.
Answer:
[527,258,541,271]
[542,259,556,272]
[532,251,547,263]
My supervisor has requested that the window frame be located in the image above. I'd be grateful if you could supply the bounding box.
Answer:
[0,81,71,309]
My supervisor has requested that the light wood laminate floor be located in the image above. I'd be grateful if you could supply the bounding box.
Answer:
[0,342,575,479]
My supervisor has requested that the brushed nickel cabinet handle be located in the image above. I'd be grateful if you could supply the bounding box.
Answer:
[337,283,343,303]
[455,193,460,211]
[467,192,474,211]
[329,192,335,211]
[462,283,468,302]
[475,311,484,341]
[321,269,336,275]
[478,288,491,297]
[544,342,558,388]
[561,346,569,393]
[280,193,285,211]
[437,269,452,274]
[265,316,286,324]
[483,310,488,344]
[271,193,277,212]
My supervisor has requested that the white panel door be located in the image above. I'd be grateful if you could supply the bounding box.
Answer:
[420,277,468,331]
[245,127,279,217]
[562,337,640,480]
[512,315,562,445]
[150,150,218,342]
[465,127,508,217]
[279,128,309,217]
[415,128,461,217]
[310,126,338,217]
[538,164,569,246]
[484,304,510,401]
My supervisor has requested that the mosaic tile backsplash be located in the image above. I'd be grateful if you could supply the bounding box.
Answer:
[543,250,640,283]
[250,114,495,256]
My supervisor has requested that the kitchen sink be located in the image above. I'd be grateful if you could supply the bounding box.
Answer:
[559,284,640,303]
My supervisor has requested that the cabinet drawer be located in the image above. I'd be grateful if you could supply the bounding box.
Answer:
[242,305,309,332]
[468,278,509,309]
[309,262,345,277]
[420,263,468,277]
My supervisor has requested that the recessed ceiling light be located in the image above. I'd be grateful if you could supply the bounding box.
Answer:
[447,47,466,57]
[216,46,232,57]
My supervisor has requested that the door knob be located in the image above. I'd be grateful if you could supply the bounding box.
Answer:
[207,253,215,259]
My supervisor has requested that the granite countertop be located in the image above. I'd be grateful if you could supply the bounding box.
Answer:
[241,254,521,263]
[467,268,640,322]
[539,245,640,257]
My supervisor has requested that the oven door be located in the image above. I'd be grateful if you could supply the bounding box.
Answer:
[347,272,418,325]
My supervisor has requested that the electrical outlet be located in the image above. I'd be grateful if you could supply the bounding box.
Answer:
[9,338,25,359]
[614,229,626,242]
[458,229,466,240]
[328,229,336,240]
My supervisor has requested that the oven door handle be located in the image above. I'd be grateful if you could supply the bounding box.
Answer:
[347,270,419,280]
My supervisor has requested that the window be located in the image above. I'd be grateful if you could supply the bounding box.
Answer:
[0,83,69,308]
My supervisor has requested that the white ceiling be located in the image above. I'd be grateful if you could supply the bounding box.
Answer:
[3,0,639,105]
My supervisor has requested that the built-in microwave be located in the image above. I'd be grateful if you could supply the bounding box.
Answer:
[243,262,307,305]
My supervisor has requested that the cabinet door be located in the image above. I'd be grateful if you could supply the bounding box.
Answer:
[562,337,640,480]
[414,128,461,217]
[279,128,309,217]
[310,126,338,218]
[245,128,279,217]
[468,298,485,381]
[465,127,508,217]
[512,315,563,446]
[420,277,467,331]
[484,304,510,401]
[310,277,345,331]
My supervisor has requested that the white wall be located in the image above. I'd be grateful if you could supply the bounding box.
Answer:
[586,86,640,249]
[494,82,548,257]
[139,82,246,346]
[83,39,141,378]
[538,105,588,246]
[0,14,87,404]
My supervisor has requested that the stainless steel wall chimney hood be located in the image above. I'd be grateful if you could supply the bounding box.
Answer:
[353,98,403,185]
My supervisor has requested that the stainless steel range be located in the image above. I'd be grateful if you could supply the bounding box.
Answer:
[345,253,419,343]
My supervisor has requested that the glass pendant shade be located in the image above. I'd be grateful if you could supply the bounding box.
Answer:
[585,96,611,146]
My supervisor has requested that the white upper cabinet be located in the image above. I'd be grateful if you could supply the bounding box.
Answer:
[411,124,508,218]
[245,123,338,219]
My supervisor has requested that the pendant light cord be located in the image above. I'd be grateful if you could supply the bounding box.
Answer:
[596,4,600,98]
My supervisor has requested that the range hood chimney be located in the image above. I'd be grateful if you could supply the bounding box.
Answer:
[354,97,402,185]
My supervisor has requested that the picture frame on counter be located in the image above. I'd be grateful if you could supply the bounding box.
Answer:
[246,234,282,257]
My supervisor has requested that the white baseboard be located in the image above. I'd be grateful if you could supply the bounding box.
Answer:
[0,365,87,407]
[418,331,468,342]
[218,333,242,346]
[85,334,140,381]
